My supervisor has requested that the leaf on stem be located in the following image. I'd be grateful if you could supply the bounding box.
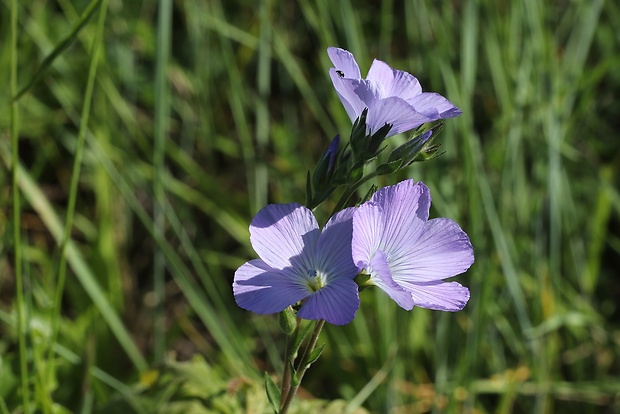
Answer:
[291,321,313,359]
[306,343,326,367]
[264,372,281,413]
[291,365,300,387]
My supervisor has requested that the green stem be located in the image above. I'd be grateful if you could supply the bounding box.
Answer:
[279,317,302,407]
[330,172,378,217]
[279,320,325,414]
[11,0,30,411]
[46,0,109,387]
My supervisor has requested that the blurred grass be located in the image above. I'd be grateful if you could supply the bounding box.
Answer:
[1,0,619,413]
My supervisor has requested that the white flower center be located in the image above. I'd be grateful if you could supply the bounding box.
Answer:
[305,268,325,292]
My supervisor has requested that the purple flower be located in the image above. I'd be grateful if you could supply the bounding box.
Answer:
[233,203,360,325]
[328,47,461,138]
[352,180,474,311]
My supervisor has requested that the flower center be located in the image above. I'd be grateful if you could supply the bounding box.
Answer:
[305,268,325,292]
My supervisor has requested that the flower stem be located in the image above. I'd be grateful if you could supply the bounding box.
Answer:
[330,172,378,216]
[279,319,325,414]
[279,318,300,405]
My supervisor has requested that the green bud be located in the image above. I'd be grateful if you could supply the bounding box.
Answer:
[312,135,340,191]
[279,307,297,335]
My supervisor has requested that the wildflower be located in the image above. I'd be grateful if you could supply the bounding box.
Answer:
[233,203,360,325]
[352,179,474,311]
[328,47,461,137]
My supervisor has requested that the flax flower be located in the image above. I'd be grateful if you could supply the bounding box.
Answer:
[328,47,461,137]
[352,180,474,311]
[233,203,360,325]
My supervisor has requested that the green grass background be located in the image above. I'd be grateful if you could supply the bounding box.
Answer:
[1,0,619,412]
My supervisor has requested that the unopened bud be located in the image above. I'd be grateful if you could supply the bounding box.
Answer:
[279,307,297,335]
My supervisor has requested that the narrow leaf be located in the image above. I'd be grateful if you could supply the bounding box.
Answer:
[291,321,313,359]
[264,372,281,413]
[306,343,326,367]
[291,366,300,387]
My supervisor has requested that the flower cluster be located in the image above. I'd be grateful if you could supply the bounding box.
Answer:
[233,48,473,326]
[233,179,473,325]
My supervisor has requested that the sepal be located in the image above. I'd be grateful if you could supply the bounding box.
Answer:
[376,159,403,176]
[346,162,364,185]
[358,185,377,205]
[387,130,433,165]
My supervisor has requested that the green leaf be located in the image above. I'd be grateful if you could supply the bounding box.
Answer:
[291,321,313,359]
[306,343,326,367]
[264,372,281,413]
[291,365,300,387]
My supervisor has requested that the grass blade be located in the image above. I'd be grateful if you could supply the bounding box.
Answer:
[10,0,30,410]
[12,0,102,101]
[153,0,173,364]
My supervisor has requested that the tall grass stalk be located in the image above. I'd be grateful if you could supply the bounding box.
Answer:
[46,0,109,384]
[153,0,173,363]
[10,0,30,411]
[255,0,272,210]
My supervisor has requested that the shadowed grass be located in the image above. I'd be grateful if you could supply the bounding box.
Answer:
[46,0,109,399]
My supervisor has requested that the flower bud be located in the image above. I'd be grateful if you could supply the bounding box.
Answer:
[279,307,297,335]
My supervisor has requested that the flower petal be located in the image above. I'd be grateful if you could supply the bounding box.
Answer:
[368,250,414,310]
[329,70,367,122]
[233,259,310,314]
[250,203,319,270]
[352,202,384,270]
[315,207,358,283]
[352,79,382,107]
[297,278,360,325]
[367,59,422,100]
[327,47,361,79]
[370,180,431,259]
[409,92,462,120]
[404,281,470,311]
[366,97,432,137]
[394,217,474,284]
